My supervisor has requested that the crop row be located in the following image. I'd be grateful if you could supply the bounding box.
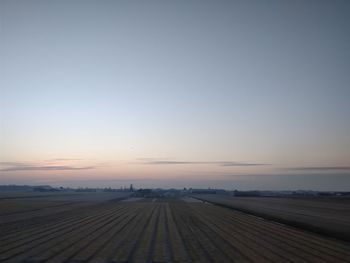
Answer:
[0,200,349,262]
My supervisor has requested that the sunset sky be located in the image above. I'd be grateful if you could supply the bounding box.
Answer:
[1,0,350,190]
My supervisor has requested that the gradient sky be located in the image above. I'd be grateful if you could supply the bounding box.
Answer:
[1,0,350,190]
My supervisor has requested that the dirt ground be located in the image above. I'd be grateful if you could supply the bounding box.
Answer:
[0,193,349,262]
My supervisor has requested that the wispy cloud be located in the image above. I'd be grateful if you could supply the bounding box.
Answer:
[147,161,199,165]
[136,158,269,167]
[218,162,269,167]
[0,162,27,167]
[45,158,85,162]
[0,162,95,172]
[285,166,350,171]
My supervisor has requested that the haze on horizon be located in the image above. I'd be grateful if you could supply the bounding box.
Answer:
[1,0,350,190]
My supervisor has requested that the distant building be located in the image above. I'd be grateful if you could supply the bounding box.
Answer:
[189,188,228,195]
[33,185,59,192]
[191,189,218,194]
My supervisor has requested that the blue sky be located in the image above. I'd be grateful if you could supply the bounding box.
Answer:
[1,0,350,190]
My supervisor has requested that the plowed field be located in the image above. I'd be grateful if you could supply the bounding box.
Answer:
[1,197,349,262]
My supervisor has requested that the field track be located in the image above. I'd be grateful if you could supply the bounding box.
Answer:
[0,197,350,263]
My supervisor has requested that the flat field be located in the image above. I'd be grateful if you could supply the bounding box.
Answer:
[0,192,130,225]
[191,194,350,242]
[0,193,350,262]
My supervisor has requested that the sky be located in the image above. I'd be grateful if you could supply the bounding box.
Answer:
[1,0,350,190]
